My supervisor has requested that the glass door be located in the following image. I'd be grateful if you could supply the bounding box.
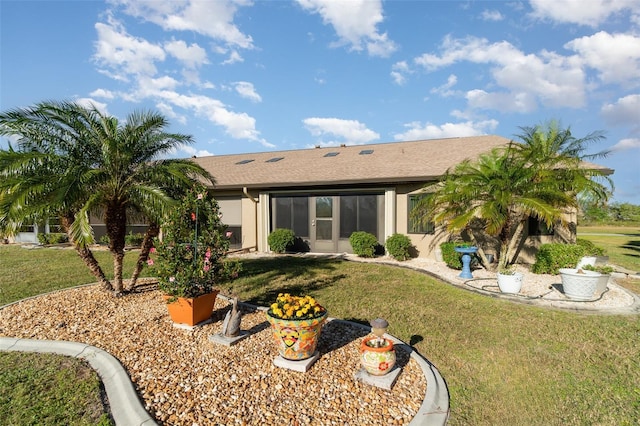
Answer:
[311,196,337,252]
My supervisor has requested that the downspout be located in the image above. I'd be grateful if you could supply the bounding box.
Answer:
[243,187,259,252]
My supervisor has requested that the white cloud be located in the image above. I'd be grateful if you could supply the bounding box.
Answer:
[565,32,640,87]
[89,88,115,99]
[601,94,640,127]
[393,120,499,141]
[164,39,208,68]
[610,138,640,152]
[431,74,458,97]
[303,117,380,144]
[93,18,165,78]
[295,0,397,57]
[108,0,254,49]
[466,89,538,113]
[529,0,640,27]
[391,61,411,85]
[180,144,215,157]
[480,10,504,21]
[222,50,244,65]
[233,82,262,103]
[155,102,187,125]
[74,98,110,115]
[414,35,587,112]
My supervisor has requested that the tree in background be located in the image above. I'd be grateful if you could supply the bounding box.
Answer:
[0,101,214,295]
[411,122,613,270]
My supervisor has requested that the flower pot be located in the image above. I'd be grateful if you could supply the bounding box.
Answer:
[360,336,396,376]
[266,311,328,360]
[497,272,523,294]
[163,291,219,326]
[595,274,610,295]
[558,268,600,300]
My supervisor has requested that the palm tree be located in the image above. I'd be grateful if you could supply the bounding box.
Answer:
[411,122,612,270]
[0,101,214,294]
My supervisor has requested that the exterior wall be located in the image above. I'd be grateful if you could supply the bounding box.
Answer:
[394,183,447,259]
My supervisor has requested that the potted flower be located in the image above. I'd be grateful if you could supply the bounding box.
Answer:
[266,293,328,360]
[360,318,396,376]
[152,188,240,326]
[558,267,601,301]
[496,265,523,294]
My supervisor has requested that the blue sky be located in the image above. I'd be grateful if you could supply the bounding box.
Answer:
[1,0,639,204]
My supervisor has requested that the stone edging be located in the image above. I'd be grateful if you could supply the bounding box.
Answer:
[0,336,157,426]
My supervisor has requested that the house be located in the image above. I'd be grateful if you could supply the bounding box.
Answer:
[191,135,560,259]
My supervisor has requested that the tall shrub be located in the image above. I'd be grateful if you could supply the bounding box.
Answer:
[152,189,240,298]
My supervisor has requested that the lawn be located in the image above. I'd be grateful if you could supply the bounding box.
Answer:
[1,241,639,425]
[578,225,640,272]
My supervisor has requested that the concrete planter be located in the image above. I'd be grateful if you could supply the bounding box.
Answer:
[559,268,600,300]
[497,272,523,294]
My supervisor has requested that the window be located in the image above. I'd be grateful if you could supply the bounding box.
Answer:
[323,152,339,157]
[235,159,254,165]
[339,194,378,238]
[408,195,434,234]
[528,217,554,236]
[273,196,309,238]
[359,149,374,155]
[217,198,242,249]
[266,157,283,163]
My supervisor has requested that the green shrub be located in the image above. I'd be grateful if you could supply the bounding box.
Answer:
[268,228,296,253]
[37,233,69,245]
[349,231,379,258]
[440,242,462,270]
[532,243,586,274]
[386,233,412,261]
[124,232,145,247]
[99,235,110,245]
[576,238,606,256]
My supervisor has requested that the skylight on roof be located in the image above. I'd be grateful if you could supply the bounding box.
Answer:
[235,159,254,165]
[324,152,339,157]
[359,149,374,155]
[266,157,284,163]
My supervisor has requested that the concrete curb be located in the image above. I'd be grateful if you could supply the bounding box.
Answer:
[0,337,157,426]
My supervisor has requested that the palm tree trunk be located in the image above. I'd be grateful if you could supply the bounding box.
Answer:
[113,252,125,294]
[76,245,113,291]
[126,222,159,291]
[105,203,127,295]
[61,214,113,291]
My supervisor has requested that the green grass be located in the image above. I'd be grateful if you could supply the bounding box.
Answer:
[578,225,640,272]
[219,256,640,425]
[0,245,151,426]
[1,245,639,425]
[0,352,112,425]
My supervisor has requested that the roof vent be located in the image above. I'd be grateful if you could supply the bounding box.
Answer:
[359,149,374,155]
[266,157,284,163]
[323,152,339,157]
[235,159,254,165]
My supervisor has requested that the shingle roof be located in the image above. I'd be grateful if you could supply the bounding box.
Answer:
[190,135,612,190]
[191,135,512,189]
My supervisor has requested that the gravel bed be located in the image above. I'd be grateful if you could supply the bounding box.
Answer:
[344,254,636,311]
[0,283,426,425]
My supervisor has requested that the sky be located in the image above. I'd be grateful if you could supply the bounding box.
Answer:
[1,0,639,204]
